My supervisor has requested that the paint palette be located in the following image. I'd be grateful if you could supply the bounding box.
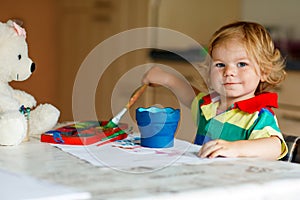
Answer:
[41,121,128,145]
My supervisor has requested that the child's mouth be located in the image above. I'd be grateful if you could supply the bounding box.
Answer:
[223,82,238,85]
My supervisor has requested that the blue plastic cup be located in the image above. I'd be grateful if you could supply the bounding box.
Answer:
[136,106,180,148]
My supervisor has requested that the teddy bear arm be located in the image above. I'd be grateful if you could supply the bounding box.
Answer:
[0,95,20,111]
[12,89,36,108]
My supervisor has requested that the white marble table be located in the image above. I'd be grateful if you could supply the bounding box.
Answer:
[1,136,300,200]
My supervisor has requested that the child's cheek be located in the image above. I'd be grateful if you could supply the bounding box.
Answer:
[209,69,222,90]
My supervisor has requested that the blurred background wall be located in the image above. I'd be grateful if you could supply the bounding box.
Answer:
[1,0,300,139]
[1,0,59,105]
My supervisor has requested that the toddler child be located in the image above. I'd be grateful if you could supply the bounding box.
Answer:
[142,21,288,160]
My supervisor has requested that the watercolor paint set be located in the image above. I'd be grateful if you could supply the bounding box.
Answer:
[41,121,128,145]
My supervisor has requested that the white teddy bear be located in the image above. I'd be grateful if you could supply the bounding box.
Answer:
[0,20,60,145]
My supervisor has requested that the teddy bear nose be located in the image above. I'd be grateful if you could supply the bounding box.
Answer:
[31,63,36,73]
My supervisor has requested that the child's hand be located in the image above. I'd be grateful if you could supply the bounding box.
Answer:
[142,66,172,87]
[198,139,240,158]
[142,66,197,107]
[198,137,282,160]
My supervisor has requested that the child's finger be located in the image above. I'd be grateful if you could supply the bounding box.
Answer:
[198,140,222,158]
[202,146,223,158]
[148,83,161,87]
[208,148,225,158]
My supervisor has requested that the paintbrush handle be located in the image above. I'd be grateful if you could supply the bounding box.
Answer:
[126,84,147,109]
[111,107,127,125]
[109,84,147,127]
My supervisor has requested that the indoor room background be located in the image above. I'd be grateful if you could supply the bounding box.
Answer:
[1,0,300,141]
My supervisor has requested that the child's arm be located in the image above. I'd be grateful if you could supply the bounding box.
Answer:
[198,136,282,160]
[142,66,196,107]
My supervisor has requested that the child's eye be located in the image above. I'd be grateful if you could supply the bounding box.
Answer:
[215,63,225,68]
[18,54,21,60]
[237,62,247,67]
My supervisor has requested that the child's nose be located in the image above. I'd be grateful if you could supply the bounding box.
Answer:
[223,65,237,77]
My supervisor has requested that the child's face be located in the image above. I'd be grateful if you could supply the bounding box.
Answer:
[210,39,263,102]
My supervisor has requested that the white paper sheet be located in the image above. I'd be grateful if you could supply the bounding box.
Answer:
[53,137,219,171]
[1,169,91,200]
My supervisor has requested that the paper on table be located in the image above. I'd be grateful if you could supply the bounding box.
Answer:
[53,137,218,171]
[1,168,91,200]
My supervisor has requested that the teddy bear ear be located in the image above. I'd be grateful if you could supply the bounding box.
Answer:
[10,19,23,26]
[7,19,26,38]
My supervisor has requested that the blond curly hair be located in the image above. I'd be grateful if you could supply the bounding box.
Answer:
[206,21,286,94]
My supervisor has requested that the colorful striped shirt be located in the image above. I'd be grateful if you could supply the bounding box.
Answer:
[191,92,288,159]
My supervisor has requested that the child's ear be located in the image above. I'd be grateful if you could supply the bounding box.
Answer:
[260,69,269,82]
[260,74,267,82]
[257,62,271,82]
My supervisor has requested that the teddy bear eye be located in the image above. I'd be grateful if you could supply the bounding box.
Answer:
[18,54,21,60]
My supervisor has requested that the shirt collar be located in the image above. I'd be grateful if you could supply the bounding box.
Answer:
[233,92,278,113]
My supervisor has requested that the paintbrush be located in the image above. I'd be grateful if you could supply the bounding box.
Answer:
[104,84,148,129]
